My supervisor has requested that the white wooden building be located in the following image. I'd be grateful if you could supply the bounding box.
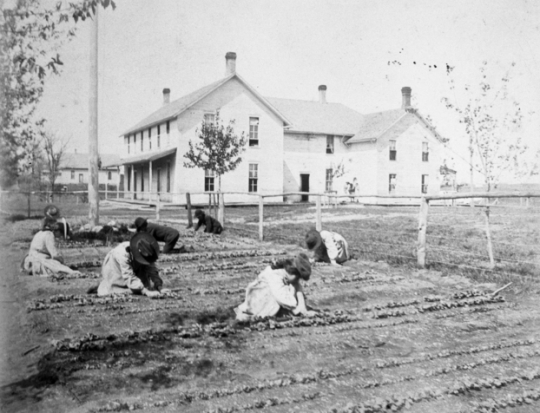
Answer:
[119,52,445,204]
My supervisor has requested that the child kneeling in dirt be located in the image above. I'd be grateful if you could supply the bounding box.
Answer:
[21,217,82,277]
[192,209,223,234]
[305,228,349,266]
[89,233,167,298]
[235,253,317,321]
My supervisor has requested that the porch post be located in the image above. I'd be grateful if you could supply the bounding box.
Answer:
[116,166,120,199]
[130,165,135,200]
[149,160,153,202]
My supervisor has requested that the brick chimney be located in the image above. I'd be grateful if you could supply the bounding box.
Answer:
[401,86,412,109]
[318,85,327,104]
[163,88,170,105]
[225,52,237,76]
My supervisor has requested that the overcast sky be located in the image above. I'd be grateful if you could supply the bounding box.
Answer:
[35,0,540,183]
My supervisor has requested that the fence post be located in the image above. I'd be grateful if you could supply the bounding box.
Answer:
[259,195,264,241]
[155,198,161,220]
[186,192,193,228]
[27,192,31,218]
[417,197,429,268]
[218,192,225,225]
[316,195,322,231]
[484,206,495,268]
[105,183,108,199]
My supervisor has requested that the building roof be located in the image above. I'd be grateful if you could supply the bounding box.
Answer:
[122,74,291,137]
[265,98,364,136]
[121,147,176,165]
[346,109,406,143]
[346,108,445,144]
[60,153,121,169]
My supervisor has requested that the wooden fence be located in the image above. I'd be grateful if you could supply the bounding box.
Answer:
[3,189,539,271]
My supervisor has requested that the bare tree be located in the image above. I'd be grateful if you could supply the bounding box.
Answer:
[42,132,69,201]
[442,61,529,193]
[184,112,247,192]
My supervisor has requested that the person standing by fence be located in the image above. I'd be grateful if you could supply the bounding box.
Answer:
[305,228,349,265]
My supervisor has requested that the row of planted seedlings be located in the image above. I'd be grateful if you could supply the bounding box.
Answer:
[50,290,509,352]
[27,286,504,317]
[86,337,540,413]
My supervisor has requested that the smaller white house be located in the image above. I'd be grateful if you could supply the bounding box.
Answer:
[42,153,122,188]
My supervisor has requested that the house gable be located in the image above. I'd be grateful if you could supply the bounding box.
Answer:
[122,74,290,137]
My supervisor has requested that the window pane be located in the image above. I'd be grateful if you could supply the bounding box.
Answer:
[326,136,334,154]
[249,117,259,146]
[249,164,258,178]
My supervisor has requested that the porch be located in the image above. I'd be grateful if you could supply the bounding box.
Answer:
[123,147,176,203]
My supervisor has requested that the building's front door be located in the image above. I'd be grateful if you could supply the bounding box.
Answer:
[300,174,310,202]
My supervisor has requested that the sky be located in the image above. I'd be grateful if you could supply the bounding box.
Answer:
[34,0,540,184]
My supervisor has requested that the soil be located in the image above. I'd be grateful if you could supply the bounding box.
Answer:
[1,217,540,413]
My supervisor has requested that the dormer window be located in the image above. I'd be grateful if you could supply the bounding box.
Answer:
[326,135,334,154]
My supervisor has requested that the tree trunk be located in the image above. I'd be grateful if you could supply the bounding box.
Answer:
[484,206,495,269]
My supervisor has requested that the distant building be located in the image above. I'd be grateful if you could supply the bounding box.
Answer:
[119,52,445,204]
[42,153,122,188]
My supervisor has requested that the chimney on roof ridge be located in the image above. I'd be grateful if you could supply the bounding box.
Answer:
[225,52,237,76]
[318,85,327,104]
[401,86,412,109]
[163,88,171,105]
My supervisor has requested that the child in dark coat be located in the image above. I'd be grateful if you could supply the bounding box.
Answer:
[134,217,182,254]
[193,209,223,234]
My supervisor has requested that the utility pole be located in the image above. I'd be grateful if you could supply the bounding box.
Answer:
[88,6,100,225]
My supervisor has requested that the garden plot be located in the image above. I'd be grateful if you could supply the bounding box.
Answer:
[2,227,540,413]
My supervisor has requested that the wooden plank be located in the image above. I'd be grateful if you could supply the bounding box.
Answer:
[259,195,264,241]
[316,195,322,231]
[426,192,540,201]
[417,197,429,268]
[186,192,193,228]
[218,192,225,225]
